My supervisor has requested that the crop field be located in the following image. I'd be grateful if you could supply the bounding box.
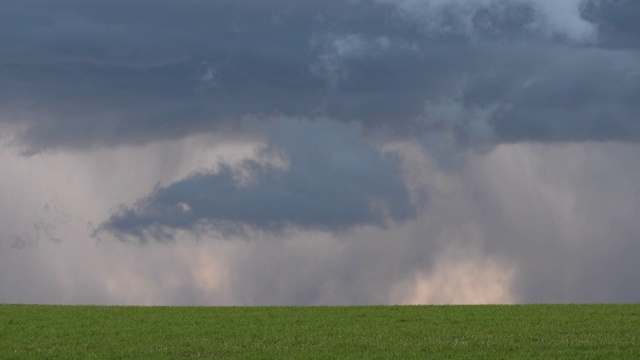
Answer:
[0,304,638,359]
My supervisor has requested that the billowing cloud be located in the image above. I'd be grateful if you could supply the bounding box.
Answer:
[2,0,640,154]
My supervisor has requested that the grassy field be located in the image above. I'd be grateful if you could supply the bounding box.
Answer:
[0,304,638,359]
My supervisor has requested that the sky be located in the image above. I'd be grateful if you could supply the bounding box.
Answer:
[1,0,640,305]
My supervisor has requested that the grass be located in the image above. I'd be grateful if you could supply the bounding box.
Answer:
[0,304,639,359]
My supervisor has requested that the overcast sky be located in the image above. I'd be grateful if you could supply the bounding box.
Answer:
[2,0,640,305]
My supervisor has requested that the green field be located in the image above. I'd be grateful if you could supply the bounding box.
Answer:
[1,304,638,359]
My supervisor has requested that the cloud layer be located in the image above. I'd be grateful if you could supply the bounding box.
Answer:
[3,0,640,152]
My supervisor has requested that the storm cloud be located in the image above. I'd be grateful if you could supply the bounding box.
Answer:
[102,120,415,241]
[3,0,640,152]
[2,0,640,305]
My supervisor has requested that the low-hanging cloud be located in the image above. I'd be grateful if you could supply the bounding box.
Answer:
[101,120,415,241]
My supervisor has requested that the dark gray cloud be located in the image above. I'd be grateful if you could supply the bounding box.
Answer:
[101,120,415,241]
[585,0,640,49]
[466,46,640,143]
[3,0,640,153]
